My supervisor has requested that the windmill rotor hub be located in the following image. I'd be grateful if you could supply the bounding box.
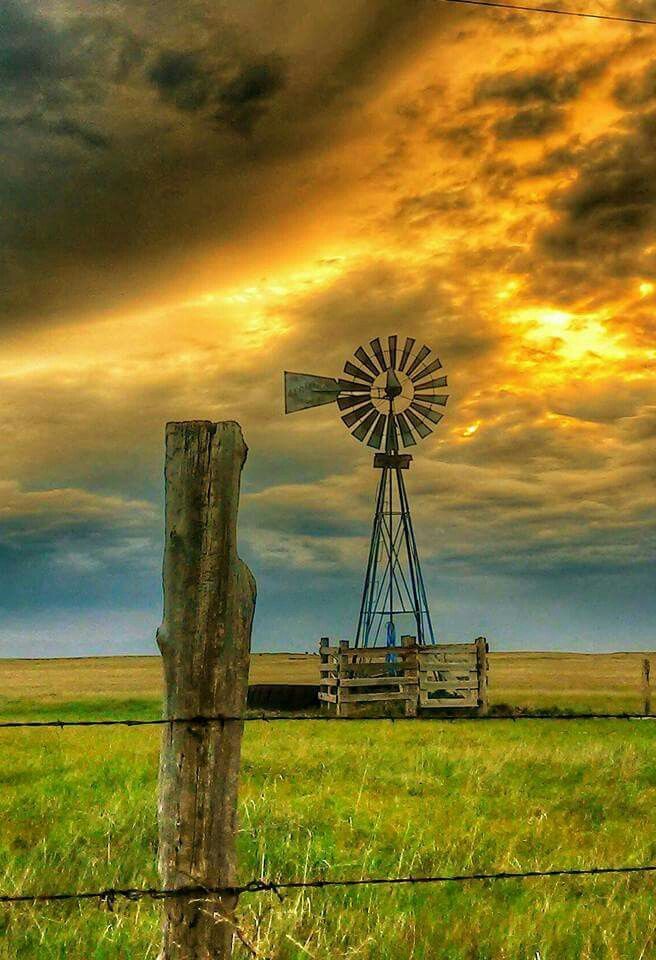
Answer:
[371,368,411,413]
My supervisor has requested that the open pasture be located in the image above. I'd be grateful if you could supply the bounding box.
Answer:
[0,650,654,719]
[0,655,656,958]
[1,714,656,958]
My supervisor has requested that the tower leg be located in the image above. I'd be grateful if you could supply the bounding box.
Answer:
[355,467,388,647]
[396,466,436,645]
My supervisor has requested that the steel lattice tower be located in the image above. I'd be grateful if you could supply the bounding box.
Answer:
[355,402,435,646]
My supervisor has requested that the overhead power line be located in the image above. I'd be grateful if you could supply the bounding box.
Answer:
[441,0,656,24]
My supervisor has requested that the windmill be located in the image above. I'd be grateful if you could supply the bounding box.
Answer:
[284,336,448,648]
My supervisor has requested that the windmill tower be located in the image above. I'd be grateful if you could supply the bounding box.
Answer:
[284,336,448,648]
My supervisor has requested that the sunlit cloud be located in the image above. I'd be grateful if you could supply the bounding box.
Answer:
[0,0,654,653]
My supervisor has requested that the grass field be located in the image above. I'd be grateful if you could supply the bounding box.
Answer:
[1,654,656,958]
[1,649,655,718]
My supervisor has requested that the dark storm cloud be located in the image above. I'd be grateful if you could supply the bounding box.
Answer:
[147,48,285,133]
[52,118,110,149]
[538,110,656,265]
[392,187,474,228]
[475,68,580,105]
[148,50,212,111]
[215,60,285,135]
[427,120,486,156]
[493,104,566,140]
[0,481,158,613]
[526,142,580,177]
[0,1,144,92]
[613,60,656,107]
[0,0,62,85]
[0,0,453,328]
[474,63,604,107]
[0,112,110,149]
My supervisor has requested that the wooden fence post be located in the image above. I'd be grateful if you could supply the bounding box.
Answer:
[476,637,489,717]
[337,640,350,717]
[643,658,651,717]
[156,421,256,960]
[401,635,418,717]
[319,637,330,712]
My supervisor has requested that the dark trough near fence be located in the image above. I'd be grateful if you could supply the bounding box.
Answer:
[247,683,319,710]
[1,420,655,960]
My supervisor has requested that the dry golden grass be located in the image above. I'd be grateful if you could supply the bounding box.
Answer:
[0,649,654,713]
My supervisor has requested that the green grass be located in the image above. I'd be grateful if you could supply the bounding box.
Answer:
[0,697,160,722]
[1,705,656,958]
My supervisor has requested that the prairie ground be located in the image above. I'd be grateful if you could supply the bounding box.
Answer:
[1,649,655,716]
[0,654,655,959]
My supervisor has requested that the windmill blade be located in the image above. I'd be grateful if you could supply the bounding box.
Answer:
[352,408,379,442]
[405,407,433,439]
[337,393,371,411]
[405,344,431,378]
[413,375,448,391]
[388,335,398,370]
[398,337,415,372]
[411,356,442,382]
[337,378,371,393]
[367,413,387,449]
[342,401,374,428]
[354,345,380,376]
[369,337,388,372]
[344,360,374,384]
[411,401,443,425]
[284,371,341,413]
[413,393,448,406]
[396,411,417,447]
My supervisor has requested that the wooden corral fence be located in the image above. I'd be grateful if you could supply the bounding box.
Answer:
[319,637,419,717]
[319,635,489,716]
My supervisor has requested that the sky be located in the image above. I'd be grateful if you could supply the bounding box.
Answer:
[1,0,655,657]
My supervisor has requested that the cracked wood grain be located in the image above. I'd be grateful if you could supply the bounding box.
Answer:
[157,421,256,960]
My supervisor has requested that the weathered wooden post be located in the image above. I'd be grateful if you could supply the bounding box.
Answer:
[337,640,350,717]
[476,636,489,717]
[401,635,418,717]
[643,658,651,717]
[319,636,330,712]
[157,421,256,960]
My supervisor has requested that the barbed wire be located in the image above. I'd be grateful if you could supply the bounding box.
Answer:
[0,711,653,730]
[1,862,655,907]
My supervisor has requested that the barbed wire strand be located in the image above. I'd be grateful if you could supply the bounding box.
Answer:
[0,711,653,730]
[440,0,656,25]
[1,863,655,907]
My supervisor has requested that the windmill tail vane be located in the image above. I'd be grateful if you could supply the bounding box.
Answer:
[284,336,448,648]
